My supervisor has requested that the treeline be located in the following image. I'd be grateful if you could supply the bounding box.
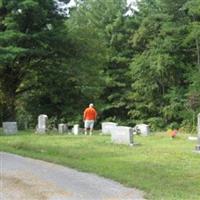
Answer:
[0,0,200,131]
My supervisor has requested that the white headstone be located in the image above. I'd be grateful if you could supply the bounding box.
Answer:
[195,113,200,151]
[188,136,198,141]
[197,113,200,135]
[58,123,68,133]
[101,122,118,135]
[2,122,18,135]
[111,126,134,145]
[135,124,150,136]
[73,124,79,135]
[37,114,48,133]
[58,124,64,133]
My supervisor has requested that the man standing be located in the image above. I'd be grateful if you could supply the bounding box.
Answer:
[83,103,97,135]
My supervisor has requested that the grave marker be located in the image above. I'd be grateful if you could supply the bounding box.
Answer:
[73,124,79,135]
[135,124,150,136]
[195,113,200,152]
[102,122,118,135]
[36,114,48,133]
[58,123,68,134]
[2,122,18,135]
[111,126,134,145]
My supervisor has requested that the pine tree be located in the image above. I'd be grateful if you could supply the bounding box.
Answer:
[0,0,71,120]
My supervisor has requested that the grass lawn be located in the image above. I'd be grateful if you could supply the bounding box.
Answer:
[0,130,199,200]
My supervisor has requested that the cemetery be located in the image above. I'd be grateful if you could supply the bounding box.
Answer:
[1,0,200,199]
[1,113,200,199]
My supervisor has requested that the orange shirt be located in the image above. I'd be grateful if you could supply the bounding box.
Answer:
[83,107,97,120]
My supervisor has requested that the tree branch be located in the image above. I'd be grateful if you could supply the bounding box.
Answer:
[16,85,37,96]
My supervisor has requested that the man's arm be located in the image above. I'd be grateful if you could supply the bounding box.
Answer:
[83,109,87,120]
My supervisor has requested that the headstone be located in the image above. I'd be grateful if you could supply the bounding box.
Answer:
[2,122,18,135]
[188,136,198,141]
[73,124,79,135]
[135,124,150,136]
[195,113,200,152]
[58,124,64,133]
[111,126,134,145]
[101,122,118,135]
[36,114,48,133]
[58,123,68,134]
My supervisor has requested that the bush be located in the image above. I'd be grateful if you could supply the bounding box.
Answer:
[147,117,165,131]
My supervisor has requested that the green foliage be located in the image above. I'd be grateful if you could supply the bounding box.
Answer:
[1,0,200,130]
[68,0,132,123]
[0,0,106,123]
[0,0,71,120]
[125,0,200,129]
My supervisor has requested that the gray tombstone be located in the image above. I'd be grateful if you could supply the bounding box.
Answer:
[2,122,18,135]
[36,114,48,133]
[195,113,200,152]
[58,123,68,134]
[135,124,150,136]
[111,126,134,145]
[73,124,79,135]
[58,124,65,134]
[101,122,118,135]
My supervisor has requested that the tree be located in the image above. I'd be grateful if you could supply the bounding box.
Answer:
[0,0,72,121]
[127,0,190,129]
[100,14,137,124]
[67,0,130,123]
[183,0,200,129]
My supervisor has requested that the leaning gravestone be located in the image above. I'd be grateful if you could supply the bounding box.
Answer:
[101,122,118,135]
[36,114,48,133]
[2,122,18,135]
[111,126,134,145]
[58,123,68,134]
[195,113,200,152]
[135,124,150,136]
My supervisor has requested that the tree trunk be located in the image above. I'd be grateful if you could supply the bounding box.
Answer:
[3,92,17,121]
[196,38,200,70]
[1,65,19,121]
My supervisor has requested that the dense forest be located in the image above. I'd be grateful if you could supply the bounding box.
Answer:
[0,0,200,131]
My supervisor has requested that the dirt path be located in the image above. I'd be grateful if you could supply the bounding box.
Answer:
[1,171,71,200]
[0,152,145,200]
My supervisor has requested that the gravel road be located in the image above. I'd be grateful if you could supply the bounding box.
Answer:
[0,152,145,200]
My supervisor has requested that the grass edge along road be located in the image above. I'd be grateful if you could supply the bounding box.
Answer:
[0,131,199,200]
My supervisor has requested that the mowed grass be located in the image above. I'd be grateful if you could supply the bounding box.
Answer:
[0,131,199,200]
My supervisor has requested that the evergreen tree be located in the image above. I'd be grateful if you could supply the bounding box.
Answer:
[68,0,132,124]
[127,0,189,129]
[0,0,72,120]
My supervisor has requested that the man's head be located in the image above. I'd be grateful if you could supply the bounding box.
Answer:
[89,103,94,108]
